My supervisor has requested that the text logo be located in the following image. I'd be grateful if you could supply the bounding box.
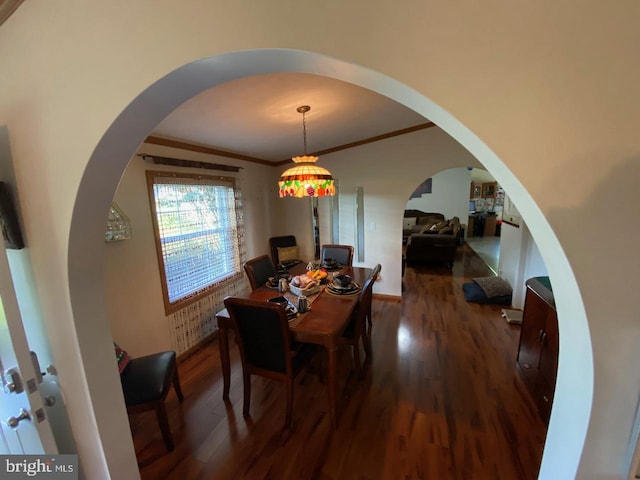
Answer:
[0,455,77,479]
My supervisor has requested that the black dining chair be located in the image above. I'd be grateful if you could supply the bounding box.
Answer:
[339,264,381,377]
[321,244,354,267]
[119,350,184,451]
[243,255,277,290]
[269,235,303,268]
[363,264,381,342]
[223,296,314,429]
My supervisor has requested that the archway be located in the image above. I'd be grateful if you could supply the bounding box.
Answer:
[69,49,591,479]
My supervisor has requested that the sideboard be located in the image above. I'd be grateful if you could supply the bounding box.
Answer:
[516,276,558,424]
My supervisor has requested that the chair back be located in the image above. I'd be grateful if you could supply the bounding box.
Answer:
[371,263,382,282]
[269,235,298,266]
[348,265,379,335]
[244,255,276,290]
[321,244,354,266]
[359,265,379,309]
[224,297,293,375]
[359,264,381,322]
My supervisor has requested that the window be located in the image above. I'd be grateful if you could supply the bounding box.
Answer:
[146,171,245,314]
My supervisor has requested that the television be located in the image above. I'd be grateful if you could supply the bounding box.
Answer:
[469,200,476,213]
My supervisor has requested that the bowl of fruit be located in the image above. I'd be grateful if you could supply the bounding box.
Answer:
[308,268,329,283]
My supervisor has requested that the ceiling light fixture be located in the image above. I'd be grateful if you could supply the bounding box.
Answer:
[278,105,335,198]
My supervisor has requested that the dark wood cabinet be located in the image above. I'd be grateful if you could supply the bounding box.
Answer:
[516,277,558,424]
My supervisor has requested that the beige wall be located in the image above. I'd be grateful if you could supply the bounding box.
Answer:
[1,2,639,479]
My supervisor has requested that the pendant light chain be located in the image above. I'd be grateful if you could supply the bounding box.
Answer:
[297,105,311,156]
[302,109,308,155]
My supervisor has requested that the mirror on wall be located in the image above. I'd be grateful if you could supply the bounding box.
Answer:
[311,197,320,260]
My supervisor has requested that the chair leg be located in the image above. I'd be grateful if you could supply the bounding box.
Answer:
[172,365,184,402]
[352,340,362,377]
[285,378,293,429]
[155,402,175,452]
[242,371,251,418]
[363,323,372,360]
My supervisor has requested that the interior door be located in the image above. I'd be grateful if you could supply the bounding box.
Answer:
[0,238,57,454]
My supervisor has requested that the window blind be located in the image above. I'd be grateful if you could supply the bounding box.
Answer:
[147,171,245,313]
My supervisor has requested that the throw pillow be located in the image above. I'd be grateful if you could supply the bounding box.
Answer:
[438,225,453,234]
[403,217,417,229]
[473,276,513,298]
[277,245,299,262]
[114,343,131,374]
[430,221,447,231]
[463,282,512,305]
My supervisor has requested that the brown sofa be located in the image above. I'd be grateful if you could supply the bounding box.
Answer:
[402,211,445,244]
[405,233,458,269]
[404,216,463,269]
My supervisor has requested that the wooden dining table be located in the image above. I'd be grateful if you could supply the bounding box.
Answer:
[215,263,372,427]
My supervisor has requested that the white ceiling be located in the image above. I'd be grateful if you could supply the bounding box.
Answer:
[152,72,429,163]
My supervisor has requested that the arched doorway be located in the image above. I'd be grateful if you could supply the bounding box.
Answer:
[69,49,591,478]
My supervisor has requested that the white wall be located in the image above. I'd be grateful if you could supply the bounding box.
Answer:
[405,168,471,223]
[499,221,548,309]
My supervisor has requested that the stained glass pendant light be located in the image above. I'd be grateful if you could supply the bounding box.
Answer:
[278,105,335,198]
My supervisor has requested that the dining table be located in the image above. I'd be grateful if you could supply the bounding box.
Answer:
[215,262,372,427]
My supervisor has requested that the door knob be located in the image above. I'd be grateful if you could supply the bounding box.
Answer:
[7,408,30,428]
[3,368,23,394]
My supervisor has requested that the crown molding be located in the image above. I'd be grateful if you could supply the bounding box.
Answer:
[146,121,437,168]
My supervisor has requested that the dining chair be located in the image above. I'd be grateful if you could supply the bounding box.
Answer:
[223,296,314,429]
[338,264,380,377]
[269,235,302,268]
[243,255,277,290]
[321,244,354,267]
[119,349,184,451]
[364,264,382,342]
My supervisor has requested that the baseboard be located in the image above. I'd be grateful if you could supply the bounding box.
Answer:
[373,293,402,302]
[176,332,217,362]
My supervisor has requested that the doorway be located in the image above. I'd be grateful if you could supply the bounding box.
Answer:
[68,49,591,478]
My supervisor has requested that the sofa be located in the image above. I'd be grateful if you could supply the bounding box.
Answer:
[403,215,463,269]
[405,233,459,269]
[402,210,445,244]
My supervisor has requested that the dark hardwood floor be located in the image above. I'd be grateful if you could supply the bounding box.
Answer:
[130,244,547,479]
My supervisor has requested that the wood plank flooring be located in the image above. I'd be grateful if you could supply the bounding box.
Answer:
[130,245,547,479]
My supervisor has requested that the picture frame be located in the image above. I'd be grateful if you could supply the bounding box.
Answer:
[482,182,496,198]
